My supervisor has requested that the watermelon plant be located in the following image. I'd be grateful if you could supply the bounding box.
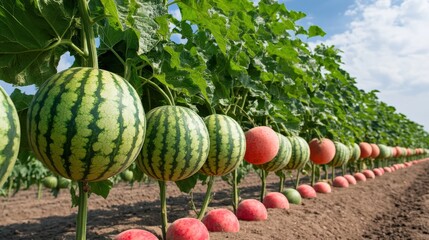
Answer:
[137,105,210,239]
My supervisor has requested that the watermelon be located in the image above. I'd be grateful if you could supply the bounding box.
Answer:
[282,188,302,205]
[199,114,245,176]
[283,136,310,170]
[42,176,58,189]
[329,142,350,167]
[348,143,361,163]
[0,86,21,189]
[27,67,146,182]
[258,133,292,172]
[309,138,336,165]
[377,144,391,159]
[137,105,210,181]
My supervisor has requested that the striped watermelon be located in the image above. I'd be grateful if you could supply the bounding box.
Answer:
[137,105,210,181]
[283,136,309,170]
[348,143,361,163]
[199,114,245,176]
[0,86,21,188]
[329,142,350,167]
[377,144,391,159]
[27,67,146,182]
[258,133,292,172]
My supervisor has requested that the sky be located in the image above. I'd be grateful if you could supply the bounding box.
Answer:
[282,0,429,131]
[1,0,428,131]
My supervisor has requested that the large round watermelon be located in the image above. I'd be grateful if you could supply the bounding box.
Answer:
[27,67,146,182]
[283,136,310,170]
[0,86,21,188]
[199,114,245,176]
[137,105,210,181]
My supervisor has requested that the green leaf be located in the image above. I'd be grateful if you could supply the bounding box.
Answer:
[88,180,113,199]
[175,173,200,193]
[10,89,34,112]
[308,25,326,38]
[0,0,78,86]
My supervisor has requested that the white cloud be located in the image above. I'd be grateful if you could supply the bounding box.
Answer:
[324,0,429,90]
[319,0,429,130]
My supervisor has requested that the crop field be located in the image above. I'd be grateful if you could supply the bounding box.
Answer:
[1,159,428,239]
[1,1,429,239]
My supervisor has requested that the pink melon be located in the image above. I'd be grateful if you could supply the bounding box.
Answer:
[166,218,209,240]
[244,126,279,165]
[202,209,240,232]
[354,172,367,182]
[359,142,372,158]
[313,182,332,193]
[309,138,336,165]
[373,168,383,176]
[333,176,349,188]
[297,184,317,198]
[370,144,380,158]
[115,229,158,240]
[362,170,375,179]
[236,199,268,221]
[343,174,357,185]
[263,192,290,209]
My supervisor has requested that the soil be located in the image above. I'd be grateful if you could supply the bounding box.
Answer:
[1,160,428,240]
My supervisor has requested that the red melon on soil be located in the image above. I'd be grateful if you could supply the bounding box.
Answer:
[297,184,317,198]
[166,218,209,240]
[115,229,158,240]
[359,142,372,158]
[313,182,332,193]
[404,162,413,167]
[383,167,392,173]
[263,192,290,209]
[362,170,375,179]
[244,126,279,165]
[202,209,240,232]
[373,168,383,176]
[343,174,357,185]
[354,172,366,182]
[370,144,380,158]
[236,199,268,221]
[309,138,336,165]
[333,176,349,188]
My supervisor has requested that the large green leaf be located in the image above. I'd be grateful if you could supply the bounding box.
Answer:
[0,0,78,86]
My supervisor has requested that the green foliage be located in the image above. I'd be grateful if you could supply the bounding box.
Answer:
[1,0,429,198]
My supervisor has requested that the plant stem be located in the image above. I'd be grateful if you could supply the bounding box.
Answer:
[311,163,316,186]
[78,0,98,68]
[295,170,301,189]
[324,164,329,180]
[197,176,215,220]
[139,76,173,105]
[260,170,267,202]
[76,182,88,240]
[232,169,239,213]
[331,166,335,181]
[278,171,285,192]
[159,181,168,240]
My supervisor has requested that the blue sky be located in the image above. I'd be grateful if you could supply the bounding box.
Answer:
[2,0,429,131]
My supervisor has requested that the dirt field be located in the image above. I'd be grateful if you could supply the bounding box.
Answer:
[1,160,428,240]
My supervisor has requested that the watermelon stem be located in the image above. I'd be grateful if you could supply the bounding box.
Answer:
[139,76,174,106]
[323,164,329,180]
[294,170,301,189]
[78,0,98,68]
[232,168,239,213]
[76,181,88,240]
[277,170,285,192]
[197,176,215,220]
[331,166,336,181]
[260,170,267,202]
[158,180,168,240]
[311,163,316,186]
